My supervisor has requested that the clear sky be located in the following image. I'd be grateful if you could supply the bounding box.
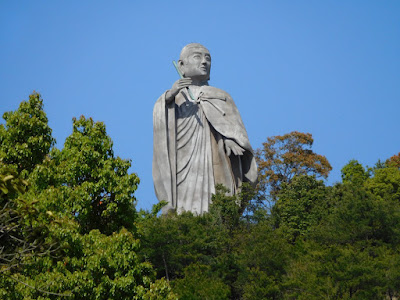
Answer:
[1,1,399,211]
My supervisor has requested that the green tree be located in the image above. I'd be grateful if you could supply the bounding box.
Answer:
[29,116,139,235]
[313,182,400,246]
[0,164,54,275]
[138,186,248,299]
[0,92,55,173]
[235,220,291,300]
[171,264,230,300]
[365,165,400,203]
[282,175,400,299]
[272,175,331,242]
[0,95,176,299]
[283,241,398,299]
[341,159,370,186]
[138,209,234,298]
[138,209,219,282]
[6,225,175,299]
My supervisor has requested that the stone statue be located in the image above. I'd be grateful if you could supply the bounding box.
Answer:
[153,43,257,214]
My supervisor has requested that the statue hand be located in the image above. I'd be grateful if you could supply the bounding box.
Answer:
[224,139,245,156]
[166,78,193,103]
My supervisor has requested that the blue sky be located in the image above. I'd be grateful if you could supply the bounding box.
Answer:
[1,1,399,211]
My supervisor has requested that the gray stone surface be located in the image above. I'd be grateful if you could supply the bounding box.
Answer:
[153,43,257,214]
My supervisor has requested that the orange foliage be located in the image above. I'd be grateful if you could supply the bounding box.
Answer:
[386,152,400,168]
[256,131,332,197]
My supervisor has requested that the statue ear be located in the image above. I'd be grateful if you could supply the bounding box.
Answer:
[178,60,185,77]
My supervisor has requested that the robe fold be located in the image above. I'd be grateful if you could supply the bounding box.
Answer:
[153,85,257,214]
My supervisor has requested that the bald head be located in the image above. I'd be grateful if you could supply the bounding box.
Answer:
[180,43,210,61]
[178,43,211,82]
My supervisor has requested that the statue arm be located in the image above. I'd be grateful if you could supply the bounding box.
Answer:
[166,78,193,104]
[165,90,175,104]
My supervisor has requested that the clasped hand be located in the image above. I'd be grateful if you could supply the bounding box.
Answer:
[166,78,193,103]
[224,139,245,156]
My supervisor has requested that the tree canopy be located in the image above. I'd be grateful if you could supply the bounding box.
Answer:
[256,131,332,210]
[0,93,176,299]
[1,93,399,299]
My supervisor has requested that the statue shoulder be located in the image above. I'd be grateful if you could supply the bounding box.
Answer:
[201,86,233,101]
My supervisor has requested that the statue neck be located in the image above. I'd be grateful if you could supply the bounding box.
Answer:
[190,80,209,86]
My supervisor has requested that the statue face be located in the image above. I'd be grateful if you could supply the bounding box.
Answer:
[180,47,211,82]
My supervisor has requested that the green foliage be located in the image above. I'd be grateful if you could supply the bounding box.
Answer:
[6,228,175,299]
[0,164,28,201]
[0,92,55,173]
[283,241,399,299]
[3,94,400,299]
[29,116,139,235]
[314,183,400,246]
[236,220,290,300]
[139,157,400,299]
[172,264,230,300]
[365,166,400,203]
[0,95,175,299]
[0,163,54,279]
[141,278,177,300]
[208,184,242,231]
[341,159,370,186]
[284,170,400,299]
[272,175,331,242]
[138,187,248,298]
[267,159,400,299]
[138,210,222,281]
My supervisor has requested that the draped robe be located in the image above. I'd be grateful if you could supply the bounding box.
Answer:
[153,85,257,214]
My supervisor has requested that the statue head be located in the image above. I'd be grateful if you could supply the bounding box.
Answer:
[178,43,211,82]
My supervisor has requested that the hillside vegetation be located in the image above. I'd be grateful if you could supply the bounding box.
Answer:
[1,93,399,299]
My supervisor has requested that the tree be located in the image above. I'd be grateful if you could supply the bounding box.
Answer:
[0,92,59,293]
[29,115,139,235]
[256,131,332,209]
[235,220,291,300]
[282,174,400,299]
[171,264,230,300]
[272,175,331,242]
[386,152,400,168]
[341,159,370,186]
[138,209,233,298]
[0,95,176,299]
[282,241,398,299]
[137,186,249,299]
[5,225,176,299]
[137,207,226,283]
[0,164,54,275]
[365,165,400,205]
[0,92,55,173]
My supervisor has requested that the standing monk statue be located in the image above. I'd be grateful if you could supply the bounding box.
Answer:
[153,43,257,214]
